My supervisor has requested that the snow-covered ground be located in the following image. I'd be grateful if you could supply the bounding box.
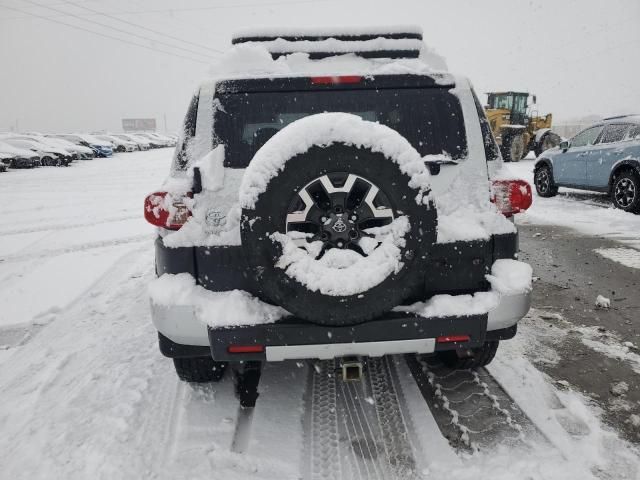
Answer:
[504,157,640,252]
[0,150,638,479]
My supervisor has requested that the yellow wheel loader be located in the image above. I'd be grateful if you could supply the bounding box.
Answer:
[485,91,561,162]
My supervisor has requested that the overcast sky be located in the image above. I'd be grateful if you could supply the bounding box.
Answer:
[1,0,638,133]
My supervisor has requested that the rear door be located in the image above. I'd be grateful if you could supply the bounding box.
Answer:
[554,125,603,186]
[586,123,630,188]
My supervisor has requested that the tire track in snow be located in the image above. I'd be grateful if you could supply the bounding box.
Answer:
[0,234,152,264]
[0,247,161,478]
[304,357,419,480]
[230,407,255,454]
[0,213,141,236]
[406,354,548,452]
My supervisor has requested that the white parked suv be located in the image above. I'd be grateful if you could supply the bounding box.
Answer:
[145,27,533,404]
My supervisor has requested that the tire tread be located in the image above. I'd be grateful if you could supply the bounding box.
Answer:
[173,357,227,383]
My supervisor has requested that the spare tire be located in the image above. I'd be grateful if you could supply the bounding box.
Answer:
[239,114,437,326]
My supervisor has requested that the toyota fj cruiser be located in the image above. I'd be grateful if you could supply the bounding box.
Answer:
[145,27,533,405]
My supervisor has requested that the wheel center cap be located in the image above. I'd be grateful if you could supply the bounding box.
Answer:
[331,217,347,233]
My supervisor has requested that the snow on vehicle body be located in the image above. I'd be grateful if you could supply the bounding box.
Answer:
[94,134,137,153]
[32,135,95,160]
[112,133,151,151]
[49,133,113,158]
[0,140,42,168]
[145,27,533,385]
[0,136,73,166]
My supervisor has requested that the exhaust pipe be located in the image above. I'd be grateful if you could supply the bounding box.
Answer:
[340,356,363,382]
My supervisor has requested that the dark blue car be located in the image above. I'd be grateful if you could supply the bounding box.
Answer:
[534,115,640,213]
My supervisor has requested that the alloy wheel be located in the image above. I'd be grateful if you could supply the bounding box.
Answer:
[614,177,636,208]
[536,168,551,194]
[285,172,395,258]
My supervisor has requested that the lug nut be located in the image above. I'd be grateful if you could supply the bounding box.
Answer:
[320,232,329,241]
[337,241,344,248]
[321,216,328,223]
[349,230,359,239]
[351,214,358,221]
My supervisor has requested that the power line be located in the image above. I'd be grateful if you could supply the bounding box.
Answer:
[18,0,220,61]
[0,2,211,65]
[0,0,331,21]
[58,0,225,55]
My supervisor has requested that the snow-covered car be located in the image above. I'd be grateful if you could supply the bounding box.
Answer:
[136,132,175,148]
[7,134,92,161]
[111,133,150,150]
[49,134,113,158]
[0,141,41,168]
[1,137,71,166]
[534,115,640,213]
[145,27,533,399]
[38,136,94,160]
[94,134,137,153]
[149,132,176,147]
[130,132,164,148]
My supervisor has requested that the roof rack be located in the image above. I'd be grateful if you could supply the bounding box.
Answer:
[231,26,424,60]
[603,114,640,120]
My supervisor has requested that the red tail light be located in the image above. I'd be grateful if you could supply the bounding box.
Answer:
[227,345,265,354]
[492,179,532,217]
[144,191,192,230]
[311,75,362,85]
[436,335,470,344]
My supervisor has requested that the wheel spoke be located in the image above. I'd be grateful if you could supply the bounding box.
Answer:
[286,188,314,224]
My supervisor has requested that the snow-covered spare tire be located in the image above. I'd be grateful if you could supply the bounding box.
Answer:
[239,113,437,326]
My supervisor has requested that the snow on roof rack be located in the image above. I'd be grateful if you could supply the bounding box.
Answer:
[231,25,424,60]
[232,25,423,43]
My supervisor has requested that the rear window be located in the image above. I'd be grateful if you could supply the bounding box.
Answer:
[213,88,467,168]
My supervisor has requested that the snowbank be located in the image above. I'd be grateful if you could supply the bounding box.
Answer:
[239,112,432,209]
[148,273,288,327]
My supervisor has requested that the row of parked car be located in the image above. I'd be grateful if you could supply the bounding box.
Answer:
[0,131,177,171]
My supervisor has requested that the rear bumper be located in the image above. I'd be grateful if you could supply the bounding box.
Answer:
[151,231,528,361]
[151,288,530,361]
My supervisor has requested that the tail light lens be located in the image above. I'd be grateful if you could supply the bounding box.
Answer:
[227,345,265,354]
[436,335,470,344]
[311,75,362,85]
[492,179,532,217]
[144,191,192,230]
